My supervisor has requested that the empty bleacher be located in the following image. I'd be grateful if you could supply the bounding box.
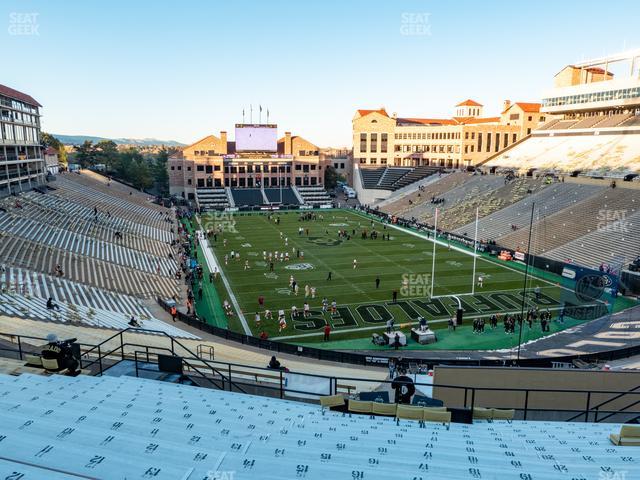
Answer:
[595,112,633,128]
[455,182,604,241]
[376,167,411,189]
[196,188,230,210]
[359,167,385,188]
[620,115,640,127]
[0,266,151,317]
[546,208,640,269]
[0,291,196,338]
[297,186,332,206]
[264,187,300,205]
[497,186,640,254]
[485,133,640,176]
[231,188,265,207]
[0,373,632,479]
[393,165,441,189]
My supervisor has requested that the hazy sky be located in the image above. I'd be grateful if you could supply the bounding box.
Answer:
[3,0,639,147]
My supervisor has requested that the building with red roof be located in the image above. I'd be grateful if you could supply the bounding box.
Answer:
[352,99,546,170]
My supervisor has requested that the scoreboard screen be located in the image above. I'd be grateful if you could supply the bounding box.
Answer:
[235,124,277,152]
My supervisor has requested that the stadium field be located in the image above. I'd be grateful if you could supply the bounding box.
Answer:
[195,209,627,350]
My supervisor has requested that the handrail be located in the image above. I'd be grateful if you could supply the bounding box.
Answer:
[3,328,640,421]
[566,382,640,422]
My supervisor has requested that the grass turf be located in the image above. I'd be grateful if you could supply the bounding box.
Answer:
[196,209,632,350]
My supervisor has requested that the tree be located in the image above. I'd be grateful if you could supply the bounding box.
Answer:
[74,141,96,167]
[324,165,338,190]
[41,132,67,166]
[153,148,170,197]
[94,140,119,170]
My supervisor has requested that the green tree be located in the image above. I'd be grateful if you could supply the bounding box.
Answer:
[153,148,170,196]
[41,132,68,166]
[74,141,96,167]
[324,165,338,190]
[94,140,119,170]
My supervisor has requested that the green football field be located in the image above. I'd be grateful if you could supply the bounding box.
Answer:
[193,209,627,351]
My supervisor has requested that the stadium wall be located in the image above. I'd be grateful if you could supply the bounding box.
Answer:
[434,366,640,419]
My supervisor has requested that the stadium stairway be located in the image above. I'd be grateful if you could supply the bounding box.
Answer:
[454,182,604,241]
[497,186,640,254]
[0,373,632,480]
[360,167,386,188]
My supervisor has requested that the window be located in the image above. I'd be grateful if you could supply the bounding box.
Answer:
[527,128,531,134]
[486,133,491,152]
[370,133,377,153]
[509,113,520,120]
[187,166,191,171]
[170,166,175,170]
[512,133,517,143]
[381,158,387,164]
[208,150,214,155]
[177,166,182,171]
[477,133,482,151]
[197,178,204,187]
[340,163,345,169]
[295,164,301,171]
[187,179,192,185]
[360,133,367,152]
[381,133,387,153]
[205,166,213,174]
[197,165,204,172]
[527,116,532,121]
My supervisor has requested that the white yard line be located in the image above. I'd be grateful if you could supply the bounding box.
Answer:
[195,222,252,335]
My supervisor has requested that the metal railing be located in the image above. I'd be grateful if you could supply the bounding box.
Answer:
[2,328,640,422]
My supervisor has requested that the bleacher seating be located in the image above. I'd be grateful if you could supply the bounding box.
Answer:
[620,115,640,127]
[455,183,603,241]
[393,165,441,189]
[497,186,640,254]
[360,167,385,188]
[485,133,640,176]
[0,291,196,338]
[546,208,640,269]
[297,186,332,206]
[0,266,151,317]
[380,171,469,217]
[231,188,265,207]
[196,188,230,210]
[0,211,176,277]
[595,112,633,129]
[361,166,441,191]
[0,373,631,480]
[264,187,301,205]
[376,168,411,189]
[400,174,505,223]
[569,116,608,129]
[436,177,547,232]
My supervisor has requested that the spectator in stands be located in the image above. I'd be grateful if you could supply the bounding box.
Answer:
[46,297,61,311]
[170,306,177,322]
[267,355,283,370]
[391,369,415,404]
[259,331,268,340]
[128,316,141,327]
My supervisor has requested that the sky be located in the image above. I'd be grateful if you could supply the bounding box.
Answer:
[2,0,640,147]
